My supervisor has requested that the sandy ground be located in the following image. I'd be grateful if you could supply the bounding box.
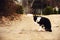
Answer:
[0,14,60,40]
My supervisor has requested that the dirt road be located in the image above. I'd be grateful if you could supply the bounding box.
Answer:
[0,14,60,40]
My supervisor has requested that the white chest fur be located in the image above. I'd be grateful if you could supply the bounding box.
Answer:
[36,17,41,22]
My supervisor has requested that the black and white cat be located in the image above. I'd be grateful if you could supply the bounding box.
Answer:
[33,16,52,32]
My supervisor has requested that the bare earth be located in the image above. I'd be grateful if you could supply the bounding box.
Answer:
[0,14,60,40]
